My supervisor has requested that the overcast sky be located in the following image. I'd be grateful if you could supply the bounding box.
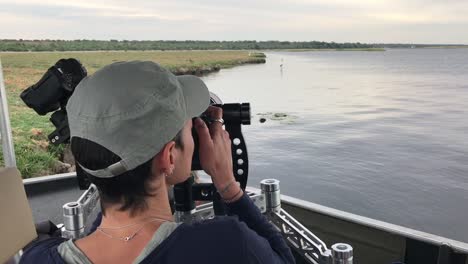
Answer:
[1,0,467,44]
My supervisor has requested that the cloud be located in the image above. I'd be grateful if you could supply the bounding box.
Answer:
[0,1,193,21]
[0,0,467,43]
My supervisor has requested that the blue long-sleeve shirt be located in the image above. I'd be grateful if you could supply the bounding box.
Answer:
[20,193,295,263]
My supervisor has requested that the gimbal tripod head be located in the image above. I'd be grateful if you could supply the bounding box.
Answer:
[175,94,252,219]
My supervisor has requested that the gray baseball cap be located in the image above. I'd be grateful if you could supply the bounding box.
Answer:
[66,60,210,178]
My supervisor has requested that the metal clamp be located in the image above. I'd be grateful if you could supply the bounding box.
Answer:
[331,243,353,264]
[174,192,267,223]
[61,184,99,239]
[260,179,281,212]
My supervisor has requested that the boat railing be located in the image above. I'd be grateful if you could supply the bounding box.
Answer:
[278,191,468,256]
[0,59,16,167]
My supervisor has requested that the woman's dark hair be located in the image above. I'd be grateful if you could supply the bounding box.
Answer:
[71,131,184,216]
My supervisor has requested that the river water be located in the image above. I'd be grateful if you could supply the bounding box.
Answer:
[202,49,468,243]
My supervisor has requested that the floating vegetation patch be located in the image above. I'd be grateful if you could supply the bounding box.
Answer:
[257,112,299,124]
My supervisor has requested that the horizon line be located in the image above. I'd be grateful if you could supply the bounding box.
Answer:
[1,39,467,46]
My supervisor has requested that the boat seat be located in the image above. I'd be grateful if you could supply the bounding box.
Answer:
[0,167,37,263]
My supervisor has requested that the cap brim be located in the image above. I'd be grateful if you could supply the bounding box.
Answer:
[177,75,211,117]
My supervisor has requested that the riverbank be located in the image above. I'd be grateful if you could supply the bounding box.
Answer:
[0,50,265,178]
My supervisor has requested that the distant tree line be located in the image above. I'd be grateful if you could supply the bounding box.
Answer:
[372,43,466,48]
[0,39,377,52]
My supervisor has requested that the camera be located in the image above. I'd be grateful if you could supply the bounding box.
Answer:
[20,58,87,145]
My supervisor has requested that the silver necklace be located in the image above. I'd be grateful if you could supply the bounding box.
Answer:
[97,217,172,242]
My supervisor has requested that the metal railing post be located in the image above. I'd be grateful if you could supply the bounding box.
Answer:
[260,179,281,212]
[0,59,16,167]
[331,243,353,264]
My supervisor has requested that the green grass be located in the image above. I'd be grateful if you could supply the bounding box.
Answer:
[0,50,264,178]
[1,102,65,178]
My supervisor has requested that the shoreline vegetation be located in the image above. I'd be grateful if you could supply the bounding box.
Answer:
[1,39,466,53]
[0,50,265,178]
[0,40,376,52]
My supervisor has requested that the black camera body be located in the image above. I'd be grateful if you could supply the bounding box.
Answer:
[20,58,87,145]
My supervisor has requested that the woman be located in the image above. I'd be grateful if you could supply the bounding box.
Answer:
[21,61,294,264]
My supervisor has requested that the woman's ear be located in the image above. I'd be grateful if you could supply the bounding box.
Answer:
[153,141,177,175]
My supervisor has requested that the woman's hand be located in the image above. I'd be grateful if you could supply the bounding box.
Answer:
[193,106,235,190]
